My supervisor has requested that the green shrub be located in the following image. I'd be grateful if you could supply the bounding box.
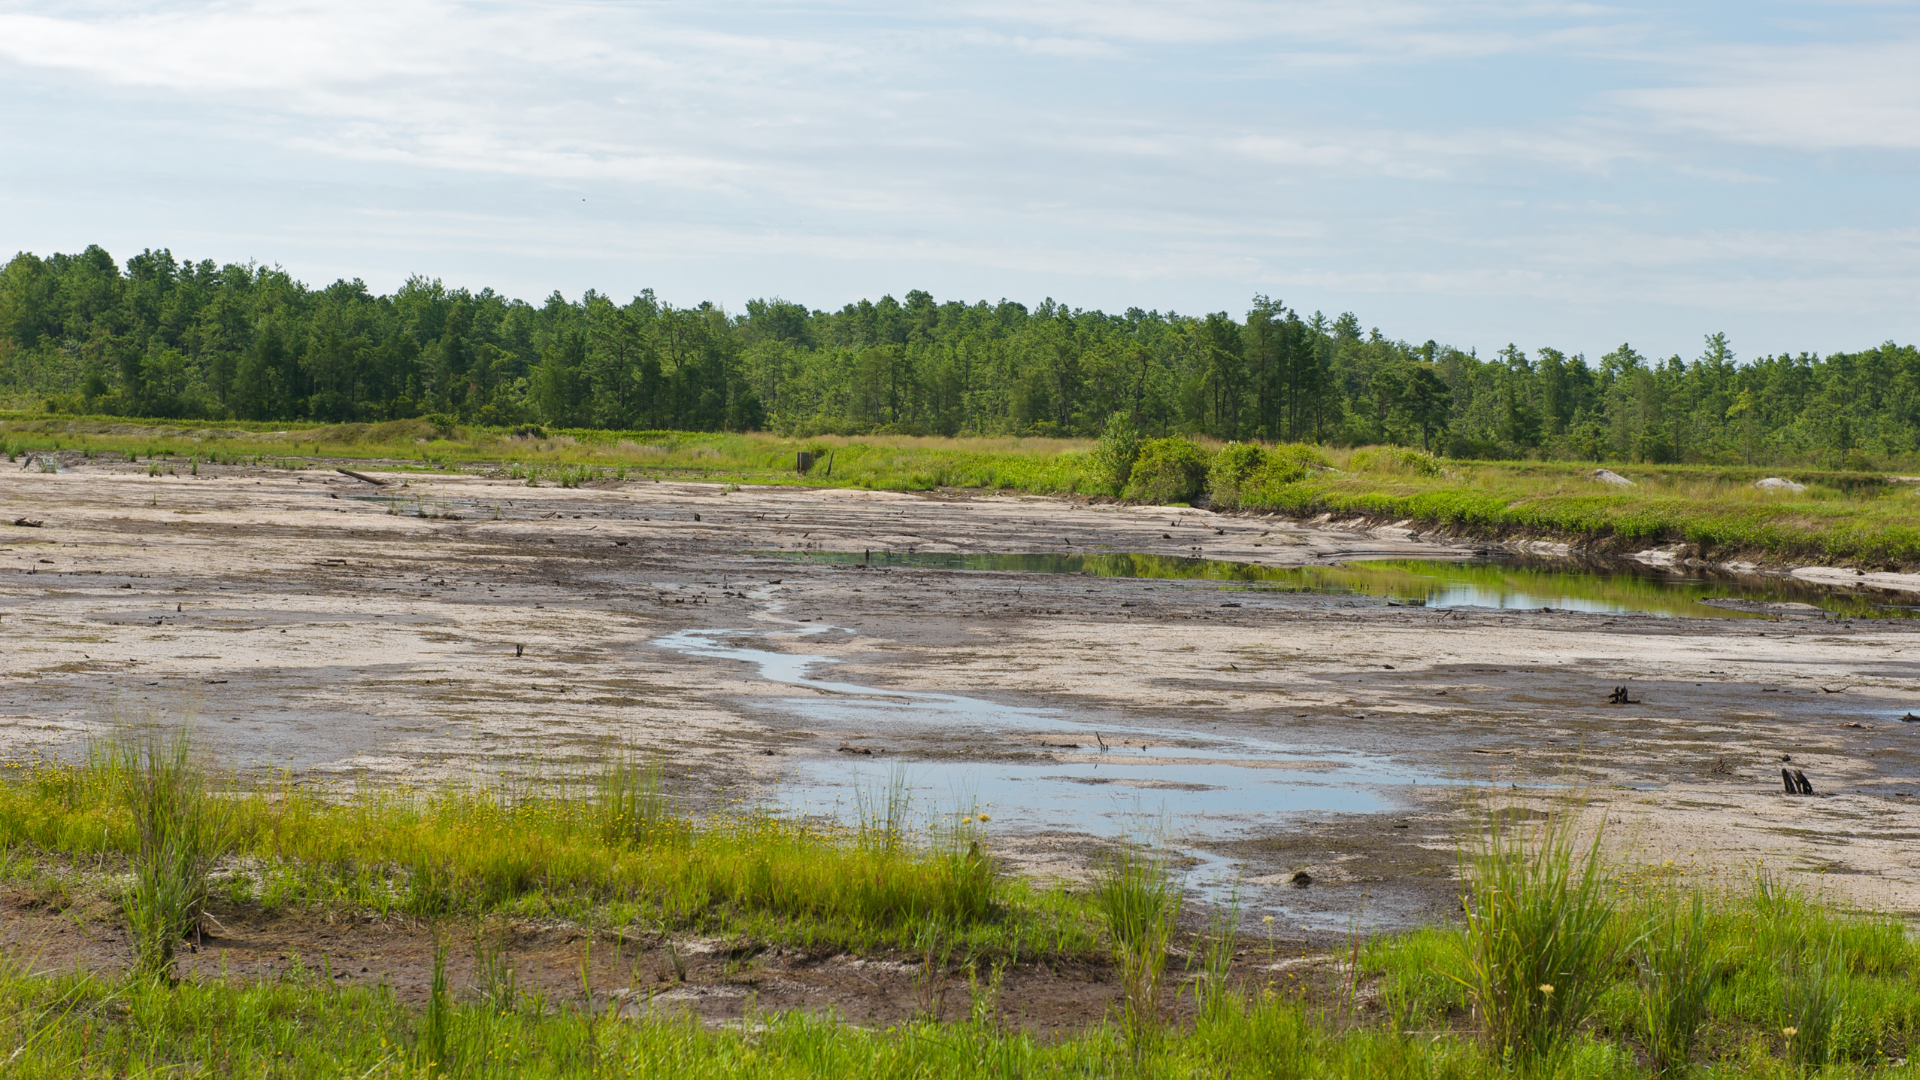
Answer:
[1206,442,1267,509]
[1087,414,1143,494]
[1237,443,1332,502]
[1350,445,1444,477]
[1123,437,1210,504]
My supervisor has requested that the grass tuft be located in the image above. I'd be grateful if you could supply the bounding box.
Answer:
[1634,888,1725,1077]
[1092,829,1183,1055]
[1454,797,1624,1064]
[102,726,235,982]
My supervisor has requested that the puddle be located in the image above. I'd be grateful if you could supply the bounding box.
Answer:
[765,551,1919,619]
[778,758,1395,829]
[654,627,1449,903]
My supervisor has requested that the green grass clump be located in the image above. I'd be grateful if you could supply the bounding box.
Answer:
[105,729,237,982]
[1452,800,1624,1064]
[1361,846,1920,1076]
[1091,832,1183,1054]
[1348,445,1443,477]
[0,747,1090,958]
[1632,889,1725,1077]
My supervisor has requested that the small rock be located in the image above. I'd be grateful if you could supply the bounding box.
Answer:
[1290,870,1313,888]
[1754,477,1807,492]
[1587,469,1635,487]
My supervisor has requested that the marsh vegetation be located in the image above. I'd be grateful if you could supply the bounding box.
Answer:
[7,415,1919,569]
[2,731,1917,1077]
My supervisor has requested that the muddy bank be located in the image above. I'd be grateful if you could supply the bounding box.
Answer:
[1254,507,1920,597]
[2,460,1919,941]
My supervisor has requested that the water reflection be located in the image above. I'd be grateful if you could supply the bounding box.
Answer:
[766,550,1917,619]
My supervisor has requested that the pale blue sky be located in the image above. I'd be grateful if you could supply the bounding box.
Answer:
[3,1,1918,360]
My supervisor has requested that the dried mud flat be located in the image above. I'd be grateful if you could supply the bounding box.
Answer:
[3,460,1919,1021]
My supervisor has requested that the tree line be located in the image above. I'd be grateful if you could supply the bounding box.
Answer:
[1,245,1915,466]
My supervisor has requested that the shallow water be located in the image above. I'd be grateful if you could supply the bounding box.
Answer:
[767,550,1918,619]
[654,626,1448,900]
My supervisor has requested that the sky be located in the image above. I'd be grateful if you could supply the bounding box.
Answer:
[3,1,1919,361]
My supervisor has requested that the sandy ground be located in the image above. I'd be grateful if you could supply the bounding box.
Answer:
[3,458,1919,944]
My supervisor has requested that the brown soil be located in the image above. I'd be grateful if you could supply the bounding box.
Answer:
[4,458,1920,1017]
[0,884,1358,1032]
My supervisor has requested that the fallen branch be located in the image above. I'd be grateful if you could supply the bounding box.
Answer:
[335,469,387,486]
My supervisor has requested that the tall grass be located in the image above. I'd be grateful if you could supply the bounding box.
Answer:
[99,728,235,981]
[8,752,1920,1075]
[591,748,675,846]
[1633,889,1725,1077]
[1780,942,1847,1070]
[1453,800,1624,1064]
[0,960,1641,1079]
[0,748,1081,957]
[1191,885,1241,1021]
[1092,831,1184,1054]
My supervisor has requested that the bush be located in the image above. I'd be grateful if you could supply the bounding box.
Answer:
[1087,415,1143,494]
[1350,445,1443,477]
[1206,442,1267,509]
[1236,443,1332,503]
[1123,437,1210,504]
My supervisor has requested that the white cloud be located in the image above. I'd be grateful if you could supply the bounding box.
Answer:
[1615,39,1920,151]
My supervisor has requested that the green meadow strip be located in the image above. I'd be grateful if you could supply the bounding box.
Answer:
[0,750,1098,959]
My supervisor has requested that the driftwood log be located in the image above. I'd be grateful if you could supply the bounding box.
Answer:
[335,468,387,486]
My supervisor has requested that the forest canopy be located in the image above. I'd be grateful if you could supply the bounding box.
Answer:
[1,244,1914,467]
